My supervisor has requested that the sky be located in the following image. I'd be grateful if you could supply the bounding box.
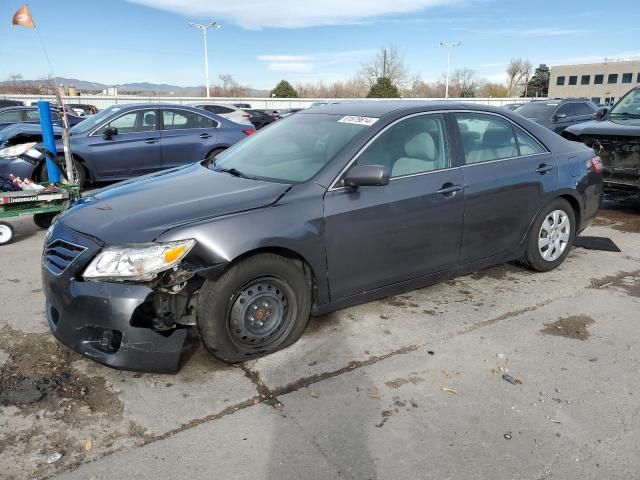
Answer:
[1,0,639,90]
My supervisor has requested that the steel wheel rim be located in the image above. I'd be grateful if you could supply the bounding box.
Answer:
[538,209,570,262]
[0,224,12,244]
[228,276,296,349]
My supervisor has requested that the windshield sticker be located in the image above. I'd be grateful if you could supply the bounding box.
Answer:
[338,116,379,126]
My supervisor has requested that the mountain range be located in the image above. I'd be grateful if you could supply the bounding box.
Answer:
[0,77,268,96]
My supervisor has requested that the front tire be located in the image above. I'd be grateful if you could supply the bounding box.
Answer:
[38,156,87,189]
[524,198,576,272]
[197,253,312,363]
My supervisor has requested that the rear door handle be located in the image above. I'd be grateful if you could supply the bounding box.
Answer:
[199,133,212,139]
[437,183,464,196]
[144,138,158,144]
[536,163,553,174]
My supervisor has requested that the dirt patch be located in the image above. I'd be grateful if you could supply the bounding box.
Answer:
[384,375,425,389]
[589,270,640,297]
[541,315,594,341]
[0,326,134,478]
[593,206,640,234]
[381,295,419,308]
[469,263,530,281]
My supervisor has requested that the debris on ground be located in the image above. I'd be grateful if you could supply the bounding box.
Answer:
[504,433,512,440]
[309,389,319,398]
[45,452,63,464]
[546,416,561,424]
[427,351,435,356]
[502,373,523,385]
[441,387,457,396]
[85,439,93,451]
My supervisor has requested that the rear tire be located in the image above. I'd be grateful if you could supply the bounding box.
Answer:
[33,212,56,229]
[524,198,576,272]
[0,222,14,245]
[197,253,312,363]
[205,147,226,166]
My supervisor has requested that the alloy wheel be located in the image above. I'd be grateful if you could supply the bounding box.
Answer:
[538,209,571,262]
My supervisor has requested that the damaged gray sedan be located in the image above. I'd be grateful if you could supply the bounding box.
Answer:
[43,101,602,372]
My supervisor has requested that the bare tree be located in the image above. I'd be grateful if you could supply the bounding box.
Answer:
[215,73,247,97]
[360,46,409,88]
[506,58,532,96]
[449,68,478,97]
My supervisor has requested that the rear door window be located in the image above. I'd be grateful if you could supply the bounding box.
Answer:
[514,127,546,155]
[556,104,577,118]
[455,113,518,164]
[162,109,198,130]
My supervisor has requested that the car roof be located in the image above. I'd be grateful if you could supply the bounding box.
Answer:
[297,100,510,117]
[0,105,57,112]
[528,99,590,104]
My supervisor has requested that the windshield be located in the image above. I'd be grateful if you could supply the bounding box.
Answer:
[211,113,371,183]
[515,102,558,119]
[69,107,119,134]
[609,89,640,121]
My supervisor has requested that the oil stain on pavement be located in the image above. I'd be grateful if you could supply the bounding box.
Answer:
[540,315,595,341]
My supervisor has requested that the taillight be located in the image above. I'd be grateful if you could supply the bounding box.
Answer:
[242,129,256,136]
[590,156,603,174]
[242,114,250,118]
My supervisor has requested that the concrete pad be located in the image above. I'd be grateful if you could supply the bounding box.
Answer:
[57,403,342,480]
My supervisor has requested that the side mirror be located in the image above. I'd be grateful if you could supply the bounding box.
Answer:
[552,113,566,122]
[595,107,608,119]
[103,126,118,140]
[342,164,390,188]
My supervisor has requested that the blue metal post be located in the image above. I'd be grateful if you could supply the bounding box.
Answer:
[37,101,61,183]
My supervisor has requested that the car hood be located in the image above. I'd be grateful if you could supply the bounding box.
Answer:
[564,118,640,137]
[59,162,292,244]
[0,123,62,146]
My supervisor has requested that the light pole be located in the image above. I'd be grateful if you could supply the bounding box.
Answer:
[188,21,220,98]
[439,41,461,99]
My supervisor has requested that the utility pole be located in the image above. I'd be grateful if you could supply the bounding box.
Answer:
[439,41,461,99]
[188,21,221,98]
[383,49,387,78]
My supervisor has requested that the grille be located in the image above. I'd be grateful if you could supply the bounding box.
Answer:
[43,239,87,275]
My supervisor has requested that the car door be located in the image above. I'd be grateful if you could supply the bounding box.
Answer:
[86,108,161,178]
[160,109,220,168]
[454,112,556,263]
[552,104,579,133]
[324,113,465,300]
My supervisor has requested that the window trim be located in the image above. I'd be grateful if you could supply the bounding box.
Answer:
[568,75,577,86]
[594,74,604,85]
[580,75,590,85]
[328,109,549,191]
[89,107,219,136]
[621,73,632,84]
[556,76,566,86]
[607,73,619,84]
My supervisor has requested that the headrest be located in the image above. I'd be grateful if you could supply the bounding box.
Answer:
[482,127,512,147]
[144,112,156,126]
[404,132,436,160]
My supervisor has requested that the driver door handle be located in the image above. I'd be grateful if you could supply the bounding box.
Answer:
[437,183,464,196]
[144,138,158,144]
[536,163,553,174]
[199,133,212,139]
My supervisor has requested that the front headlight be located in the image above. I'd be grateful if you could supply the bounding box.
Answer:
[83,239,196,281]
[0,142,39,159]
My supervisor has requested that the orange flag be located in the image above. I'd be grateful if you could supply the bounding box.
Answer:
[12,4,36,28]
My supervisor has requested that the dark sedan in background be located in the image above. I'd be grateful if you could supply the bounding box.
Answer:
[0,103,255,187]
[0,105,84,130]
[246,109,277,130]
[42,101,602,372]
[515,99,597,134]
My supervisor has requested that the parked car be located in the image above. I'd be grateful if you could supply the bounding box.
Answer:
[562,86,640,194]
[514,99,597,134]
[67,104,99,116]
[0,99,24,108]
[190,102,252,125]
[0,123,62,148]
[503,103,524,111]
[42,101,602,372]
[233,103,252,109]
[0,106,84,131]
[19,103,255,187]
[0,124,63,179]
[246,109,277,130]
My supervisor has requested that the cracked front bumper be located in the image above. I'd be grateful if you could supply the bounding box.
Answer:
[42,221,197,373]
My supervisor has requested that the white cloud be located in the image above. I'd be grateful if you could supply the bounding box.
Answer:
[127,0,462,29]
[457,27,588,37]
[257,49,375,74]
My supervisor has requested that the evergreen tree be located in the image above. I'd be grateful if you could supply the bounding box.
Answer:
[270,80,298,98]
[525,64,550,97]
[366,77,401,98]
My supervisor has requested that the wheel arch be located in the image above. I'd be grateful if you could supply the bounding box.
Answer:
[207,246,319,308]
